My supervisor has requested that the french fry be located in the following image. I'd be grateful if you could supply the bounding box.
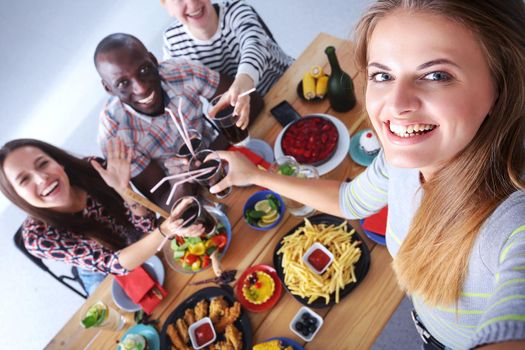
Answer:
[277,218,362,304]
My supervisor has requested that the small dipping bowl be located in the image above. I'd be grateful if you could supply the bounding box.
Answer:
[188,317,216,349]
[302,242,334,275]
[289,306,324,342]
[243,190,286,231]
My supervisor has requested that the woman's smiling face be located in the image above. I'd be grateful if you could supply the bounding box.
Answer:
[365,10,497,176]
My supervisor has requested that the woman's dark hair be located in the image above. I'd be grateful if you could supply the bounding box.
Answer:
[0,139,134,250]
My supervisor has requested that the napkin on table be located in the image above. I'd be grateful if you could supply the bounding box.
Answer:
[228,145,271,169]
[114,266,167,314]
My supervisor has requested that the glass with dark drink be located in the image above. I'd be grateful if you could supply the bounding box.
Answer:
[189,149,232,199]
[171,196,217,235]
[174,129,205,160]
[208,94,250,145]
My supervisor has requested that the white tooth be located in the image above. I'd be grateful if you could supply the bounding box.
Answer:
[413,124,421,132]
[42,181,58,196]
[407,125,414,133]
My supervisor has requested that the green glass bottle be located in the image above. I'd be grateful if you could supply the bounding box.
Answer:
[325,46,356,112]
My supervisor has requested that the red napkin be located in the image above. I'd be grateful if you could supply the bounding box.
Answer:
[228,145,270,169]
[114,266,167,315]
[363,206,388,236]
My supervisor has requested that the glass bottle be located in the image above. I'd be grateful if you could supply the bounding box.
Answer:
[325,46,356,112]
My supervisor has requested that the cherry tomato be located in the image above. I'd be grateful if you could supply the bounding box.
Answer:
[184,253,199,265]
[211,233,228,249]
[202,255,211,268]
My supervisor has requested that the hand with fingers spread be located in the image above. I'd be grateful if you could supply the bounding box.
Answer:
[163,197,205,238]
[91,137,133,194]
[209,74,253,130]
[208,150,260,194]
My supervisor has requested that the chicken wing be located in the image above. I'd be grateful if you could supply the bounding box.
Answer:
[183,308,196,326]
[214,302,241,333]
[175,318,190,344]
[167,323,191,350]
[209,296,229,323]
[224,324,243,350]
[194,299,209,320]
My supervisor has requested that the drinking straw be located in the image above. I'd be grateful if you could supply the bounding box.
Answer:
[156,213,198,252]
[123,188,170,219]
[150,167,214,194]
[177,97,194,156]
[238,87,256,98]
[165,106,196,158]
[165,166,215,206]
[82,330,101,350]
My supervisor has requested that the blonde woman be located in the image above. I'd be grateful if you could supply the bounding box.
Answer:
[209,0,525,349]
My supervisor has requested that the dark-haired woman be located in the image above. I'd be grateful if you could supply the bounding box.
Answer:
[0,138,202,294]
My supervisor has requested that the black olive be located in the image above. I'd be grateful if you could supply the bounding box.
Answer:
[301,313,310,321]
[295,322,304,331]
[308,317,318,326]
[302,329,310,337]
[309,324,317,333]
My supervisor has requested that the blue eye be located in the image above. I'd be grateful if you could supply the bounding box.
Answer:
[369,72,392,82]
[423,72,451,81]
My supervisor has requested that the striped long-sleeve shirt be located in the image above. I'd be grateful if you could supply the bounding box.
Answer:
[162,0,293,96]
[339,151,525,349]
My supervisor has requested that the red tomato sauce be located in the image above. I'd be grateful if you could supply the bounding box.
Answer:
[195,322,214,346]
[308,248,331,271]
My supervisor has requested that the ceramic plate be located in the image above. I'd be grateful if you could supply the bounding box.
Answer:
[112,255,165,312]
[245,138,274,163]
[274,114,350,176]
[273,214,371,308]
[117,324,160,350]
[160,286,253,350]
[349,129,380,167]
[265,337,305,350]
[360,219,386,246]
[235,264,282,312]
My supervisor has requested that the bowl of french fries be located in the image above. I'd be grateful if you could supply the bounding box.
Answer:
[273,214,370,307]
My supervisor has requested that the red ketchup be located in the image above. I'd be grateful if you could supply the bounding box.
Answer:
[194,322,214,346]
[308,248,331,272]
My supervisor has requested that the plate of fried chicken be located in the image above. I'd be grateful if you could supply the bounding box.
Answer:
[160,286,252,350]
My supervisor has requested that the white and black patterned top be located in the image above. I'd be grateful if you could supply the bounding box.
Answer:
[163,0,293,96]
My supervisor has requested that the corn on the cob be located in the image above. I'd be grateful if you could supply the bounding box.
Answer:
[310,65,324,79]
[302,72,316,100]
[316,75,329,98]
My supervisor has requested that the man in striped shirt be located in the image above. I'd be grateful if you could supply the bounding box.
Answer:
[161,0,293,107]
[94,33,241,209]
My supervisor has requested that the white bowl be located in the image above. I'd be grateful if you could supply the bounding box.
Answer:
[188,317,216,349]
[302,242,334,274]
[289,306,324,342]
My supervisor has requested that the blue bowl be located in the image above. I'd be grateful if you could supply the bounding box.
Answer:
[243,190,286,231]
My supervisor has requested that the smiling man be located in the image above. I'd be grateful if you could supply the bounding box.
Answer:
[94,33,237,208]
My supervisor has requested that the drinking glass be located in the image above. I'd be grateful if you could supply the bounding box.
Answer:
[79,301,126,331]
[173,128,205,160]
[269,156,319,216]
[189,149,232,199]
[207,94,250,146]
[171,195,217,235]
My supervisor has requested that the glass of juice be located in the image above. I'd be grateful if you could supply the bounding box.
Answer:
[189,149,232,199]
[171,195,217,236]
[208,94,250,146]
[80,301,126,331]
[269,156,319,217]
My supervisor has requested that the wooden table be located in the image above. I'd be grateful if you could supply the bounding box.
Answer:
[46,32,404,350]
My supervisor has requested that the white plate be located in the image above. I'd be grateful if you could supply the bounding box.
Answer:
[112,255,165,312]
[273,114,351,176]
[245,138,274,163]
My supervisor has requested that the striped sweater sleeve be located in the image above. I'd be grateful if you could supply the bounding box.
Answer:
[339,150,389,219]
[470,193,525,348]
[224,0,276,86]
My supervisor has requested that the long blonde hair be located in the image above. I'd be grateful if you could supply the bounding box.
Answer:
[355,0,525,306]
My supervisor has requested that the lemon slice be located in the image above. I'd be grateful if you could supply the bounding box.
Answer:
[254,200,272,214]
[261,210,279,223]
